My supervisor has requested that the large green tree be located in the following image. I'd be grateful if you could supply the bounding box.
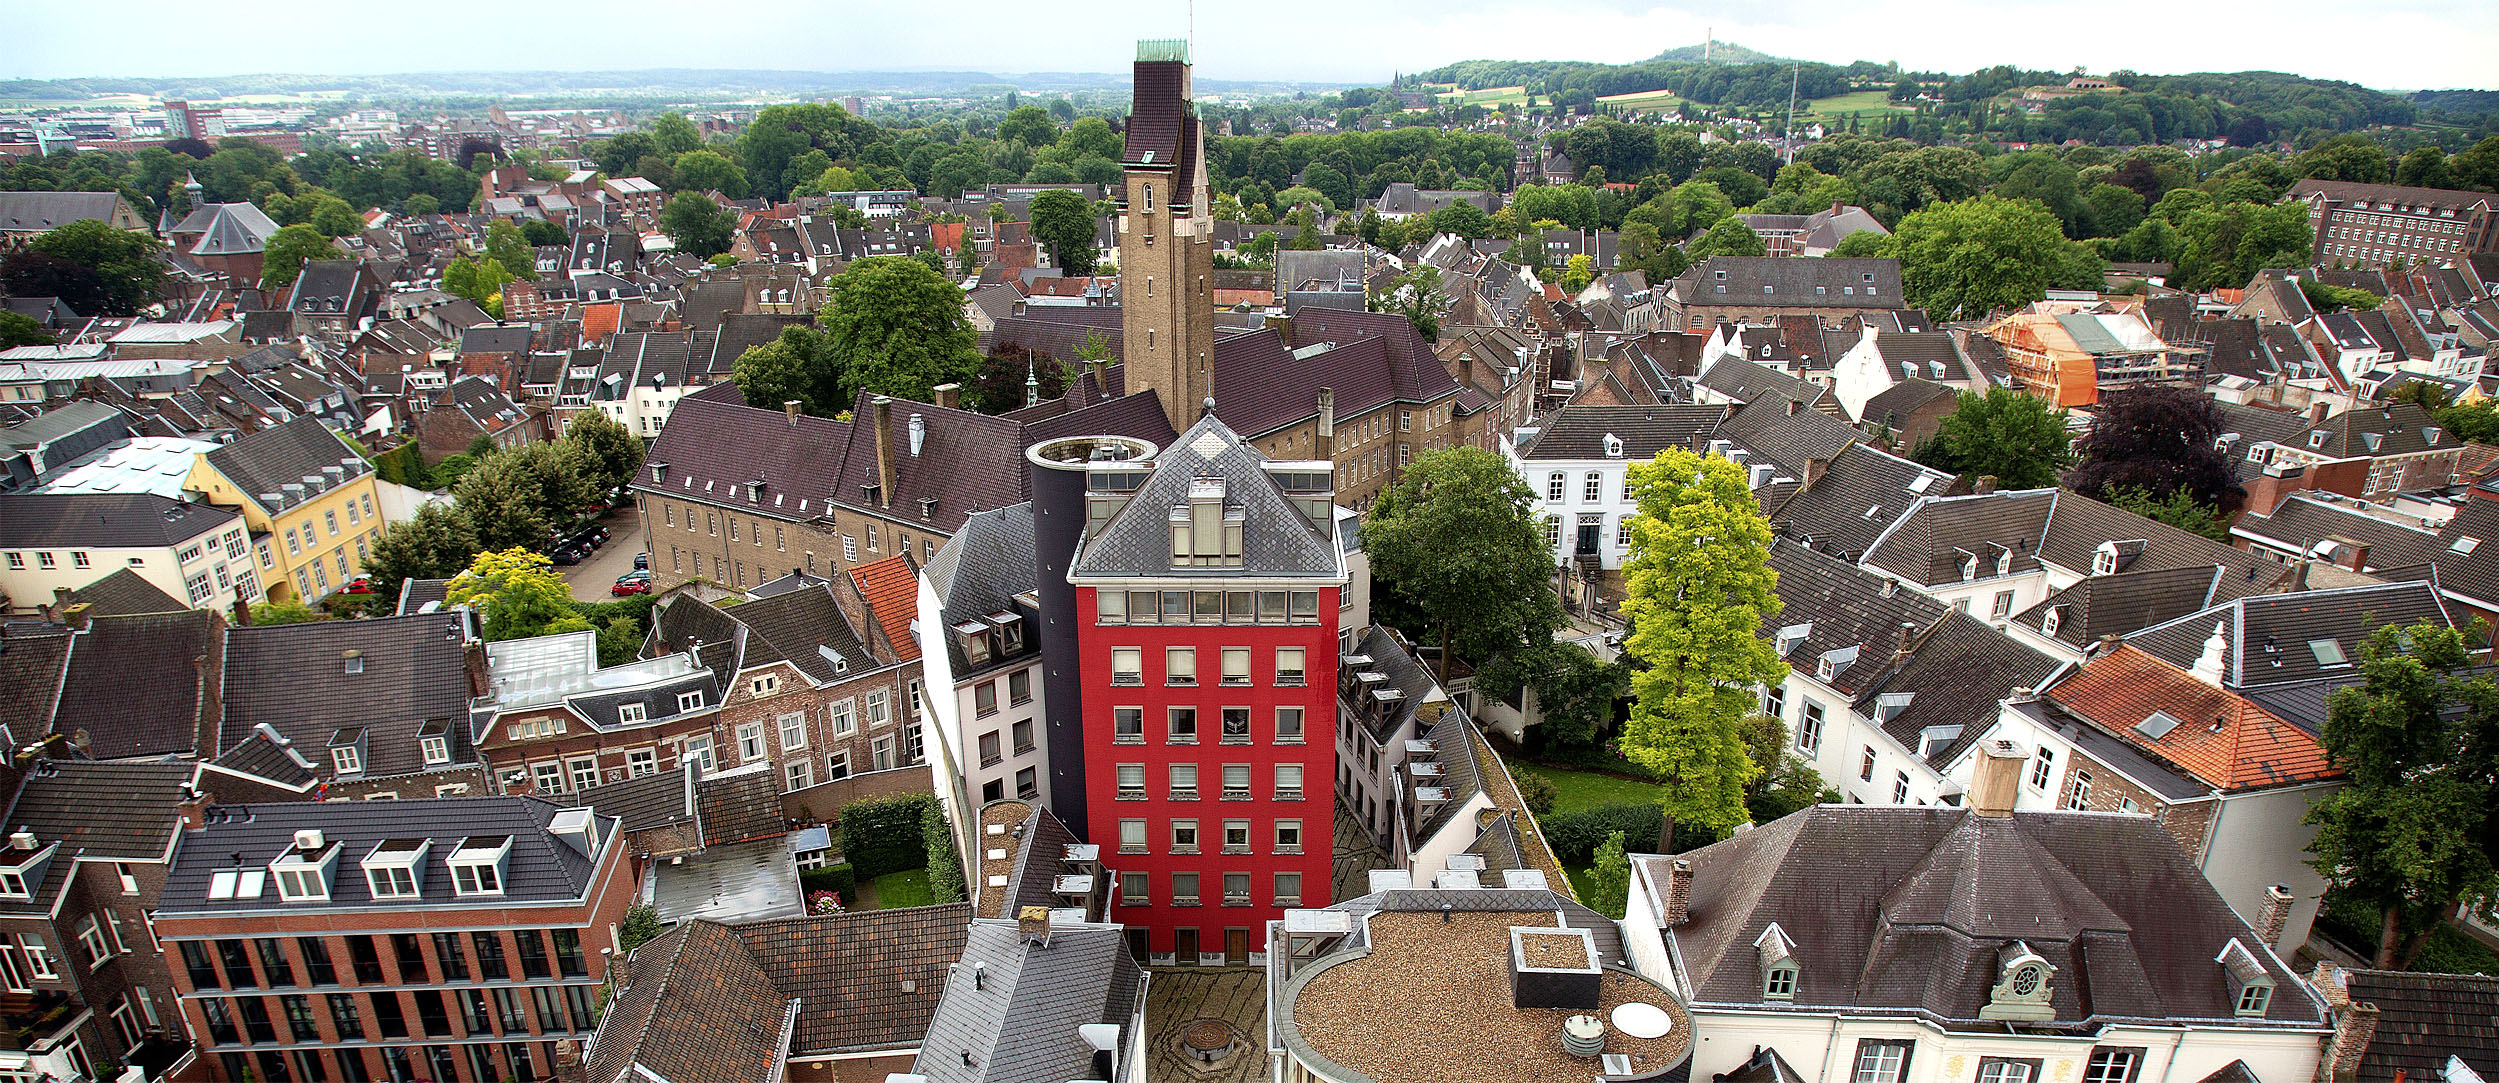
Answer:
[1685,218,1766,260]
[1617,448,1785,835]
[560,409,646,494]
[1908,388,2071,489]
[362,502,481,607]
[732,325,837,416]
[28,219,161,314]
[660,192,736,259]
[1893,195,2077,321]
[815,256,981,404]
[2068,386,2243,510]
[1363,448,1567,680]
[483,221,539,281]
[0,311,52,349]
[1027,189,1099,276]
[2306,622,2499,969]
[259,224,341,290]
[448,548,592,642]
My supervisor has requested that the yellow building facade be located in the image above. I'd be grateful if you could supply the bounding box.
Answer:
[184,417,389,604]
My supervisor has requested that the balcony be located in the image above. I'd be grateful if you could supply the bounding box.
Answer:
[0,990,79,1052]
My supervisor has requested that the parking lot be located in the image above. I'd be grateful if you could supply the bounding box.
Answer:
[561,508,647,603]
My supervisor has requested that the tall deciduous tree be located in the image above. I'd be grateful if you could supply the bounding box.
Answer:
[2067,386,2243,510]
[363,502,481,606]
[2306,622,2499,969]
[483,221,539,281]
[28,219,162,314]
[732,325,835,416]
[561,409,645,494]
[448,548,591,642]
[1909,388,2071,489]
[1892,195,2071,321]
[1363,448,1567,680]
[259,224,341,290]
[1027,189,1098,276]
[1685,218,1766,260]
[659,192,735,258]
[0,311,51,349]
[1617,448,1785,835]
[816,256,981,404]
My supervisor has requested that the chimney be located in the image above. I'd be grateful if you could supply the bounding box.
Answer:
[2289,559,2311,593]
[1785,397,1802,416]
[873,396,896,508]
[783,399,801,425]
[932,382,962,410]
[61,603,91,632]
[1969,740,2024,817]
[1974,475,1998,495]
[2310,400,2332,427]
[2327,1000,2380,1081]
[1018,904,1051,945]
[1895,620,1918,659]
[47,586,73,620]
[1315,387,1336,460]
[909,413,926,456]
[231,595,252,627]
[2341,541,2370,573]
[1663,859,1693,927]
[1801,457,1829,492]
[177,788,214,830]
[464,637,491,699]
[2259,884,2294,946]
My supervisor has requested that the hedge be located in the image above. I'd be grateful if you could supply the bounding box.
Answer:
[838,794,938,879]
[799,863,857,901]
[921,801,968,904]
[1540,803,1664,864]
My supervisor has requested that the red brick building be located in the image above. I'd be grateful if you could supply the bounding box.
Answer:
[153,796,634,1083]
[1054,416,1343,965]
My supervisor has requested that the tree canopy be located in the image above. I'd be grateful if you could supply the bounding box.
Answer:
[816,256,982,405]
[1616,448,1785,834]
[1909,388,2071,489]
[2306,622,2499,969]
[2067,386,2243,510]
[448,548,592,642]
[1363,448,1567,679]
[1893,194,2100,321]
[25,219,162,314]
[660,192,736,258]
[1027,189,1099,276]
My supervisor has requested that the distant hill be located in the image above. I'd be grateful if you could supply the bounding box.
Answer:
[1645,41,1788,66]
[0,68,1348,104]
[2410,88,2499,123]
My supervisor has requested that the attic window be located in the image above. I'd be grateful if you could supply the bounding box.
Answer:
[2308,639,2348,667]
[341,650,364,675]
[2309,431,2327,449]
[361,838,428,899]
[2452,536,2480,555]
[2135,711,2182,740]
[1816,646,1858,681]
[448,836,512,897]
[2092,548,2117,576]
[1763,964,1797,999]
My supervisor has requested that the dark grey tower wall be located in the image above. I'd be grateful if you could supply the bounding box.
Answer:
[1023,436,1156,841]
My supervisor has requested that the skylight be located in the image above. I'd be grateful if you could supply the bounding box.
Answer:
[2452,536,2480,555]
[2309,639,2348,667]
[2135,711,2183,740]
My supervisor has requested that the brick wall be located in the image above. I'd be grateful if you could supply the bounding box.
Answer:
[778,764,935,825]
[2066,747,2218,858]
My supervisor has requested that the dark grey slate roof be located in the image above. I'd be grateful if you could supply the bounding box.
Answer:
[209,726,320,789]
[2013,564,2226,651]
[1864,489,2279,595]
[1677,257,1903,310]
[2291,402,2452,459]
[0,492,238,549]
[221,611,475,778]
[1696,355,1830,412]
[66,566,188,615]
[735,904,973,1054]
[1515,404,1732,461]
[2122,581,2454,696]
[1661,806,2324,1027]
[1070,414,1338,580]
[201,415,370,515]
[1769,443,1953,560]
[1859,379,1958,430]
[395,577,451,615]
[0,192,129,233]
[1,761,193,861]
[559,765,695,835]
[913,919,1142,1083]
[2230,494,2444,571]
[0,627,69,742]
[156,797,612,915]
[2341,968,2499,1083]
[927,504,1040,679]
[56,609,220,759]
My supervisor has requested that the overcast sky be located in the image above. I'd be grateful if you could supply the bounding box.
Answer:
[10,0,2495,91]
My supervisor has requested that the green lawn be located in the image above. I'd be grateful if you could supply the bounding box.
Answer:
[1596,88,1684,110]
[867,868,935,910]
[1804,89,1913,121]
[1517,763,1665,814]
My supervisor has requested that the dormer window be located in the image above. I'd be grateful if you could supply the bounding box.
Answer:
[448,836,511,897]
[1817,645,1857,681]
[2042,605,2065,637]
[2218,938,2275,1017]
[677,690,704,713]
[2092,547,2117,576]
[1764,964,1797,998]
[420,735,450,766]
[1170,477,1244,568]
[332,746,362,775]
[956,619,994,666]
[1981,942,2056,1021]
[342,650,363,675]
[1754,922,1798,1000]
[270,832,340,902]
[361,839,429,899]
[1603,433,1624,458]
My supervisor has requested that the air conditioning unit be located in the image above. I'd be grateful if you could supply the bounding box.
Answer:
[293,829,325,851]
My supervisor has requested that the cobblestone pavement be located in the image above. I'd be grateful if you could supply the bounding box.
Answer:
[1333,798,1391,901]
[1145,966,1270,1083]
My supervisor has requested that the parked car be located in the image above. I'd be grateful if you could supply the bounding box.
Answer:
[633,552,649,571]
[342,577,374,595]
[550,543,588,566]
[611,570,651,596]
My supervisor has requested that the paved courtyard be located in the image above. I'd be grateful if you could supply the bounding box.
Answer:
[1145,966,1270,1083]
[1333,797,1390,901]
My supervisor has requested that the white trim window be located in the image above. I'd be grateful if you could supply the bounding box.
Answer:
[779,711,810,751]
[828,699,857,737]
[738,723,767,763]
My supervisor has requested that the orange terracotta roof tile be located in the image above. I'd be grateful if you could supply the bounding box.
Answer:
[2046,646,2336,792]
[930,222,965,251]
[580,302,621,344]
[847,553,920,663]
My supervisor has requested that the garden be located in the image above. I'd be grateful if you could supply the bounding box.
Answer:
[796,793,967,914]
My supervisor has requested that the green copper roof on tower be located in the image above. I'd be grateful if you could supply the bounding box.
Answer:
[1136,39,1190,64]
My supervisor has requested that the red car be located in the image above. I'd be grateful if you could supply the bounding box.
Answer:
[342,577,374,595]
[610,571,651,596]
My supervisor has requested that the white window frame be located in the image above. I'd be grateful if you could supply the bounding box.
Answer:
[780,711,812,750]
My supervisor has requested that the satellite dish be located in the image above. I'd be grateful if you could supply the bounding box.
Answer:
[1611,1002,1672,1040]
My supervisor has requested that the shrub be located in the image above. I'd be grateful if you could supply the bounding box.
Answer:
[798,862,857,901]
[922,800,968,903]
[617,903,664,953]
[1510,768,1558,816]
[837,795,937,879]
[1538,802,1663,864]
